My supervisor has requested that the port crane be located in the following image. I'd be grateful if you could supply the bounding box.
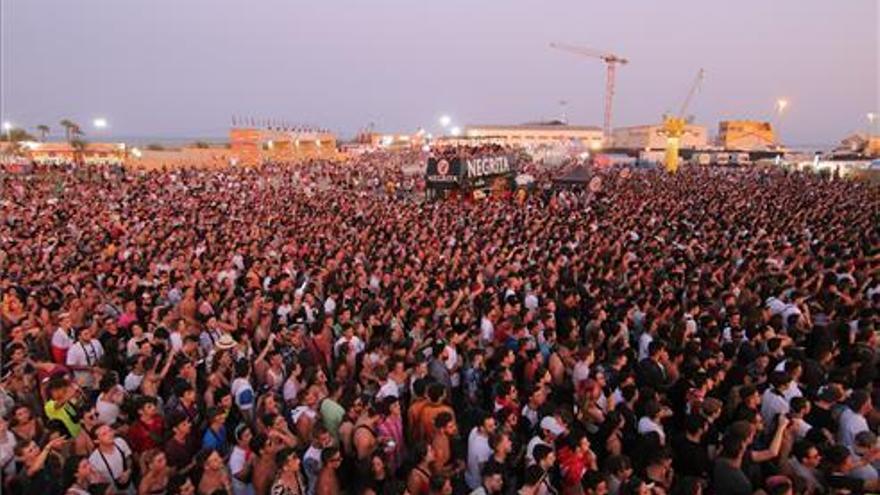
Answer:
[662,68,705,173]
[550,42,628,141]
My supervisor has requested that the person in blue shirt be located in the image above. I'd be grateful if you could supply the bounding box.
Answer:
[202,407,229,457]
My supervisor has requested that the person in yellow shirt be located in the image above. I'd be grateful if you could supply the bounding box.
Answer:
[43,377,82,438]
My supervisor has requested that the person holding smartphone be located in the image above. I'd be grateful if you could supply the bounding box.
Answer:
[14,436,67,495]
[44,377,83,438]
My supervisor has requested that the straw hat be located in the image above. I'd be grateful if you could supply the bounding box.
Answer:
[215,334,237,351]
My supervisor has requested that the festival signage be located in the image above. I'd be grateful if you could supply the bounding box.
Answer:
[464,155,512,179]
[426,157,462,188]
[425,153,517,190]
[464,154,516,189]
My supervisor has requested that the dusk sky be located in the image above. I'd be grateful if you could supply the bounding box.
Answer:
[1,0,877,145]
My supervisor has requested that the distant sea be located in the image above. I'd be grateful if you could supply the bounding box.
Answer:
[111,136,229,148]
[34,134,230,148]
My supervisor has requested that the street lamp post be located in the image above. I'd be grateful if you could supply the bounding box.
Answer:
[93,118,108,130]
[776,99,789,114]
[868,113,876,138]
[2,121,12,142]
[775,99,789,148]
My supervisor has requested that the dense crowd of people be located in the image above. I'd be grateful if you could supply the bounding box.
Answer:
[0,152,878,495]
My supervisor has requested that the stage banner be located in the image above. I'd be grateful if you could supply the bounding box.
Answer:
[425,157,462,189]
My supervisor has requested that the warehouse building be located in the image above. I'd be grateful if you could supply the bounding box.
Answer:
[463,122,604,149]
[229,127,338,166]
[611,124,708,150]
[717,120,777,150]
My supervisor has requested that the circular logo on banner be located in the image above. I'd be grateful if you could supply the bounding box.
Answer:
[437,159,450,176]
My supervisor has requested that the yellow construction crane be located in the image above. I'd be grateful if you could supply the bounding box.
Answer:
[549,42,629,141]
[662,68,705,173]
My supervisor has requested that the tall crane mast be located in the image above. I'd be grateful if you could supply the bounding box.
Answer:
[676,68,705,120]
[550,42,629,141]
[662,68,705,174]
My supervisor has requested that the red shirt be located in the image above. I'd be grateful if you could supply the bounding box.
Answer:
[127,416,165,453]
[558,447,591,489]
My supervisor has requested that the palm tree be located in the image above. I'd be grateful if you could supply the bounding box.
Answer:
[3,129,34,142]
[70,138,88,164]
[36,125,50,142]
[59,119,80,142]
[7,140,24,156]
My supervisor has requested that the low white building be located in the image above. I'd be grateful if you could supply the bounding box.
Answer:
[463,123,604,149]
[612,124,708,150]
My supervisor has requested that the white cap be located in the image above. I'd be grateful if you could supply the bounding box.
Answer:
[540,416,565,436]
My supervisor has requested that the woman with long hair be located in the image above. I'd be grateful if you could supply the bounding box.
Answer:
[596,410,626,459]
[577,379,606,437]
[362,452,402,495]
[270,448,305,495]
[281,360,304,409]
[406,443,435,495]
[63,455,99,495]
[196,449,233,495]
[139,450,170,495]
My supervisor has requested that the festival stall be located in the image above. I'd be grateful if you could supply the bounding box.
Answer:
[425,152,517,200]
[552,164,592,187]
